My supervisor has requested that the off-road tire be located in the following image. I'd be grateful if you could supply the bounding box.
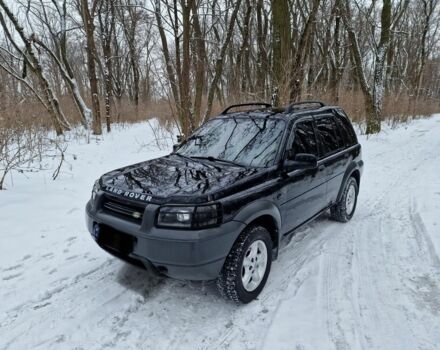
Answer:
[216,225,272,304]
[330,176,359,222]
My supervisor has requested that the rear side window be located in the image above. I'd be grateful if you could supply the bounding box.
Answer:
[334,113,357,146]
[315,116,340,157]
[290,120,318,156]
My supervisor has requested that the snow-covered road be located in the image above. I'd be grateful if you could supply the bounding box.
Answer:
[1,116,440,350]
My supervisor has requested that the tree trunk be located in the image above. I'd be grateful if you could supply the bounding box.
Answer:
[32,37,92,130]
[234,0,252,96]
[271,0,290,106]
[289,0,321,102]
[415,0,436,101]
[368,0,392,134]
[329,5,343,103]
[98,0,116,132]
[339,0,391,134]
[155,0,180,123]
[191,1,206,127]
[204,0,242,122]
[81,0,102,135]
[0,1,70,135]
[179,0,194,136]
[256,0,269,99]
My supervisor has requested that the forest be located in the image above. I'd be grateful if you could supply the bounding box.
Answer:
[0,0,439,166]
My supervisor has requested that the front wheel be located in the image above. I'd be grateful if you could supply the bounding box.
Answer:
[216,225,272,304]
[330,176,359,222]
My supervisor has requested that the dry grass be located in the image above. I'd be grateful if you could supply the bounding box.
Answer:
[314,90,440,125]
[0,96,173,130]
[0,90,438,133]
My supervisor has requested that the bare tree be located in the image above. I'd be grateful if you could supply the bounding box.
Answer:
[29,0,93,130]
[204,0,243,122]
[0,0,71,135]
[0,0,439,139]
[289,0,321,102]
[98,0,116,132]
[80,0,102,135]
[339,0,392,134]
[271,0,290,106]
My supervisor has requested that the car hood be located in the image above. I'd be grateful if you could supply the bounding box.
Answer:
[100,155,265,204]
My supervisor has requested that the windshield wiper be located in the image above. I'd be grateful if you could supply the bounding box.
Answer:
[191,156,245,168]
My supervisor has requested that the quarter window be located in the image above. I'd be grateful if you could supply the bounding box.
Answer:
[315,117,340,157]
[334,114,357,146]
[334,115,350,146]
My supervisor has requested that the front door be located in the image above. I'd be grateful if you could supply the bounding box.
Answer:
[279,118,328,234]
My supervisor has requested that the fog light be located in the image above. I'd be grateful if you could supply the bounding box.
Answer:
[92,223,100,240]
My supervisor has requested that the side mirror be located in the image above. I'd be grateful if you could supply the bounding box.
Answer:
[176,134,184,143]
[173,134,185,152]
[283,153,318,172]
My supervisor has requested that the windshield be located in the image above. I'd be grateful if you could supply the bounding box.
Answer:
[177,117,286,167]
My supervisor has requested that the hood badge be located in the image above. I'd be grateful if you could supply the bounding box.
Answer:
[105,186,153,203]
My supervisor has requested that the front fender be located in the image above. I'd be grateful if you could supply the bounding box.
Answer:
[231,199,282,259]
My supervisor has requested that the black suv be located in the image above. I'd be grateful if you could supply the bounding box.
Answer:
[85,101,363,303]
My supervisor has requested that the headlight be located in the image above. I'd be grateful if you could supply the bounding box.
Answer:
[156,204,222,229]
[91,180,100,201]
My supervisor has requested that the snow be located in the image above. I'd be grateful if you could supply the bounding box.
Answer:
[1,115,440,350]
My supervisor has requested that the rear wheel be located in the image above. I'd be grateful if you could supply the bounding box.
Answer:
[330,176,359,222]
[216,225,272,304]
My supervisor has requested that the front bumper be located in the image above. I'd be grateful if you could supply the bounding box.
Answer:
[85,199,245,280]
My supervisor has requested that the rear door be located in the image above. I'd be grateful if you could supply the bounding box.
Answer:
[314,114,350,204]
[279,118,327,233]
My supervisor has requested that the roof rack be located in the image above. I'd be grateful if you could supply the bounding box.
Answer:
[285,100,326,113]
[221,102,272,115]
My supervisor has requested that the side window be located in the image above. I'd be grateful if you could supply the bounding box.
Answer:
[290,120,318,156]
[315,116,340,157]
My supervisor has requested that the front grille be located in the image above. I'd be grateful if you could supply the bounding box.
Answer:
[102,196,145,223]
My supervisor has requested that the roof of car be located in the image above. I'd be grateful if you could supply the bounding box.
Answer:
[214,101,341,122]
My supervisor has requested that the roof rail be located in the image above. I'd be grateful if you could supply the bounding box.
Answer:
[285,100,326,113]
[221,102,272,115]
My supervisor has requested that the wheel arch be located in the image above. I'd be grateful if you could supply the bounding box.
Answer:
[232,200,282,260]
[336,163,361,203]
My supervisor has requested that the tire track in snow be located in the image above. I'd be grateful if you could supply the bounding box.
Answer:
[409,200,440,270]
[207,221,334,350]
[320,229,357,350]
[0,257,116,333]
[314,124,426,350]
[346,122,440,350]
